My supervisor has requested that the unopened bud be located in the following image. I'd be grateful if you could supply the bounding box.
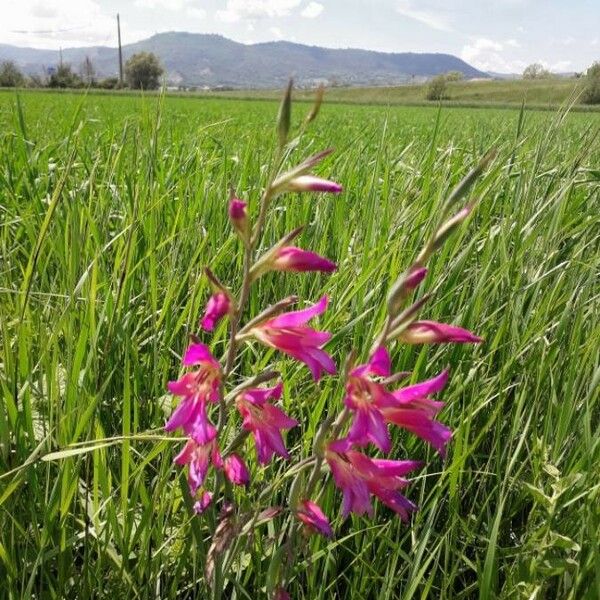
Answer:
[387,266,427,316]
[228,197,250,245]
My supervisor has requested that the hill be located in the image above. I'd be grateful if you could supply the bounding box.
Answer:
[0,32,487,88]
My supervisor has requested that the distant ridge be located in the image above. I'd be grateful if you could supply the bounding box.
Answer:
[0,32,488,88]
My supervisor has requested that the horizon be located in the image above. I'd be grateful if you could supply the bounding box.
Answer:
[2,1,599,75]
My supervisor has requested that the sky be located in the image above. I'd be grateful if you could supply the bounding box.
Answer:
[1,0,599,73]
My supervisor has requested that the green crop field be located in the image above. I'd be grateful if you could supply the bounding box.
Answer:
[0,89,599,599]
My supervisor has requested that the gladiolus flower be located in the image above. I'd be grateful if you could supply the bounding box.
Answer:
[236,383,298,464]
[271,246,337,273]
[248,295,336,381]
[200,292,231,331]
[174,435,223,495]
[274,588,291,600]
[326,438,422,520]
[224,453,250,486]
[193,491,213,514]
[296,500,333,538]
[166,343,221,435]
[345,346,396,453]
[382,370,452,456]
[285,175,342,193]
[399,321,483,344]
[229,198,249,243]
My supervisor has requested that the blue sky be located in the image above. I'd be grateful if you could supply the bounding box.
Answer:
[2,0,599,73]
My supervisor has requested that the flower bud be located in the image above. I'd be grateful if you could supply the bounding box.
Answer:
[398,320,483,344]
[224,454,249,486]
[387,267,427,316]
[285,175,342,194]
[228,198,250,244]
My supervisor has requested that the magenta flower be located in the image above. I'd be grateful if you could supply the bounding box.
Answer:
[399,320,483,344]
[249,295,336,381]
[174,435,223,494]
[200,292,231,331]
[236,383,298,464]
[345,346,397,453]
[229,197,249,242]
[296,499,333,538]
[224,453,250,486]
[285,175,343,193]
[193,491,213,514]
[382,370,452,456]
[166,343,221,435]
[326,438,422,520]
[271,246,337,273]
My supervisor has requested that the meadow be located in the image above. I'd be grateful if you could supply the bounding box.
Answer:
[0,89,599,598]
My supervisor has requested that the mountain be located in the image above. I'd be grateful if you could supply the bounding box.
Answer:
[0,32,488,88]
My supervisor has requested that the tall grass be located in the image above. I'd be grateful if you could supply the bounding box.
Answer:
[0,90,599,598]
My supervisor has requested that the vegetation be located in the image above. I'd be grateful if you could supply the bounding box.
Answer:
[48,64,83,89]
[523,63,553,80]
[426,74,449,100]
[0,89,599,598]
[583,61,600,104]
[125,52,164,90]
[0,61,25,88]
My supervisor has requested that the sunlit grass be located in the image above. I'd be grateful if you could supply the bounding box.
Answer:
[0,89,599,598]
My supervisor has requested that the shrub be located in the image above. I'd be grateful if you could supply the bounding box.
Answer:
[48,64,83,89]
[125,52,163,90]
[582,61,600,104]
[523,63,552,80]
[445,70,464,82]
[0,61,25,87]
[426,75,448,100]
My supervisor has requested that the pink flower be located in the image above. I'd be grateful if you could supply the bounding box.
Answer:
[224,453,249,486]
[249,295,336,381]
[404,267,427,290]
[326,439,422,520]
[345,347,397,453]
[399,321,483,344]
[296,499,333,538]
[236,383,298,464]
[200,292,231,331]
[271,246,336,273]
[193,491,213,514]
[174,435,223,495]
[273,588,291,600]
[166,343,221,435]
[382,370,452,456]
[285,175,343,193]
[229,198,249,242]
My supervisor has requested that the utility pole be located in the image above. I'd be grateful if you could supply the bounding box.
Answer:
[117,13,124,85]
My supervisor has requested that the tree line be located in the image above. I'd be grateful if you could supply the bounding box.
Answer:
[0,52,164,91]
[426,62,600,104]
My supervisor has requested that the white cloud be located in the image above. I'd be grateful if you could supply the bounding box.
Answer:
[461,37,526,73]
[551,60,572,72]
[187,7,207,19]
[396,1,452,32]
[592,38,599,47]
[0,0,129,48]
[301,2,324,18]
[505,38,521,48]
[135,0,195,9]
[269,26,283,39]
[562,36,575,46]
[216,0,302,23]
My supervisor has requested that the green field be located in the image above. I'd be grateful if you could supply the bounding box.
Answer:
[200,78,593,110]
[1,89,599,598]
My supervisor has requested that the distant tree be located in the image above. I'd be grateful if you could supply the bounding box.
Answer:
[48,64,83,88]
[0,61,25,87]
[522,63,552,80]
[81,56,96,86]
[426,74,448,100]
[582,61,600,104]
[445,70,464,82]
[27,73,45,88]
[125,52,163,90]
